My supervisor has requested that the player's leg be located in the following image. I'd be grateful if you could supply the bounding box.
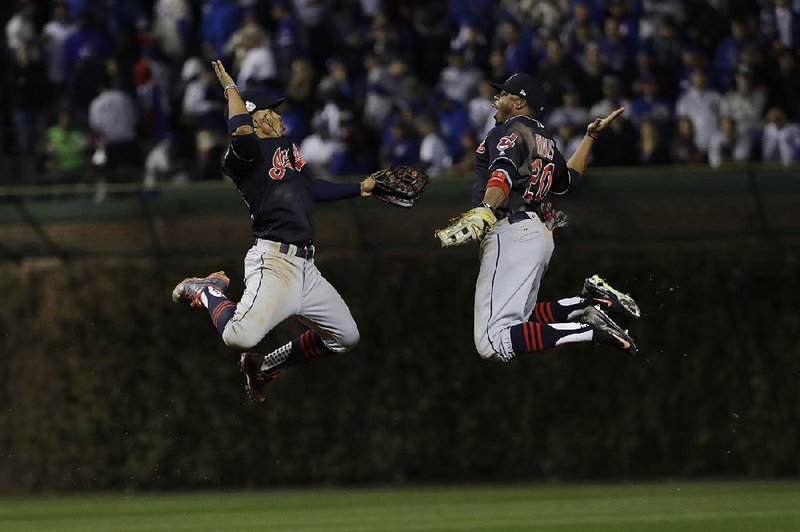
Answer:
[249,260,359,371]
[220,249,303,349]
[529,275,641,323]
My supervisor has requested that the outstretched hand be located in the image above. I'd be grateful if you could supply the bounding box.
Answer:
[587,107,625,137]
[212,60,235,95]
[360,175,376,197]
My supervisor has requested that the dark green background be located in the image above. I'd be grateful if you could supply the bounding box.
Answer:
[1,167,798,492]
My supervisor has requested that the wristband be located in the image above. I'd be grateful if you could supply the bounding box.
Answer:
[224,83,238,93]
[586,131,599,140]
[480,202,494,212]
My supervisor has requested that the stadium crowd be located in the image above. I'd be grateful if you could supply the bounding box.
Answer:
[3,0,800,187]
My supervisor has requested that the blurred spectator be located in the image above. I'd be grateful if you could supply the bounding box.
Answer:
[89,78,139,181]
[762,107,800,166]
[708,116,752,168]
[362,54,393,131]
[152,0,193,62]
[638,119,671,165]
[271,1,308,85]
[590,114,638,166]
[438,51,482,104]
[549,85,590,131]
[495,20,532,75]
[299,114,342,177]
[182,62,225,132]
[42,1,76,91]
[135,60,171,147]
[286,58,316,109]
[417,116,451,177]
[319,58,356,106]
[450,23,489,68]
[589,74,627,119]
[277,99,310,142]
[329,123,377,176]
[598,16,633,78]
[43,110,88,181]
[381,121,420,168]
[768,48,800,120]
[645,17,683,81]
[201,0,243,58]
[443,130,478,177]
[639,0,686,40]
[670,116,705,165]
[144,134,190,188]
[229,18,277,91]
[720,65,767,141]
[63,13,113,113]
[8,45,48,175]
[193,130,225,180]
[434,95,472,164]
[760,0,800,50]
[676,68,721,153]
[538,37,580,108]
[627,74,672,132]
[714,18,754,85]
[468,81,497,138]
[5,1,35,52]
[576,42,610,106]
[551,118,583,160]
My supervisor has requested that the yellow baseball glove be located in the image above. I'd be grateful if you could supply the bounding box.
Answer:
[435,206,497,247]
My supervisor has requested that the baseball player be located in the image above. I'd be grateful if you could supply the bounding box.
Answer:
[172,60,377,402]
[436,72,640,362]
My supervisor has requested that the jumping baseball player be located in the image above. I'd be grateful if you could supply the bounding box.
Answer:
[172,60,378,402]
[436,72,641,362]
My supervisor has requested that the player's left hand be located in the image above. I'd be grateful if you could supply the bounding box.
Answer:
[211,60,236,95]
[435,206,497,247]
[360,175,375,197]
[587,107,625,137]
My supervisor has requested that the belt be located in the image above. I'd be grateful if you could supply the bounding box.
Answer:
[254,239,315,259]
[280,242,314,259]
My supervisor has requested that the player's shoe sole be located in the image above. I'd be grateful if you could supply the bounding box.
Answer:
[239,352,279,403]
[581,274,641,319]
[579,306,639,355]
[171,271,230,307]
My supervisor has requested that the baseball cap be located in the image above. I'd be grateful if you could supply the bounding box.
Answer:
[224,89,285,120]
[489,73,546,112]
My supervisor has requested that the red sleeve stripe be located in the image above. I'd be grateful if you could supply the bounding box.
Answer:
[487,169,511,198]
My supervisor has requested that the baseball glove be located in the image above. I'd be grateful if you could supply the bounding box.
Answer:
[538,202,568,231]
[435,206,497,247]
[369,166,429,208]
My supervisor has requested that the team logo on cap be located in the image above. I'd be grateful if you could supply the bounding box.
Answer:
[245,100,256,113]
[520,89,527,96]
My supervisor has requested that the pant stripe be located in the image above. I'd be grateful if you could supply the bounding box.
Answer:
[485,234,503,356]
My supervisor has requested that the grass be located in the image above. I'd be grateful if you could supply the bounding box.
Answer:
[1,481,799,531]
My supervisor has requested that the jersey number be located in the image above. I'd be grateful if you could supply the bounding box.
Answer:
[523,159,554,201]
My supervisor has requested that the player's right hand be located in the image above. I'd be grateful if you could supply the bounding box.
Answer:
[212,60,235,92]
[587,107,625,136]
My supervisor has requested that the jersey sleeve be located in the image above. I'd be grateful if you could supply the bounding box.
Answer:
[549,146,581,196]
[484,126,529,197]
[221,133,259,183]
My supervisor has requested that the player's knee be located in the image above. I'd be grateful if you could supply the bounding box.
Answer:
[474,333,512,362]
[336,324,360,352]
[221,324,263,350]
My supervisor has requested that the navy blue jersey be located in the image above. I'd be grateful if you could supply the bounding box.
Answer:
[222,132,315,244]
[472,115,580,218]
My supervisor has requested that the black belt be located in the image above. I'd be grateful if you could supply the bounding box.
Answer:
[279,242,314,259]
[508,211,533,224]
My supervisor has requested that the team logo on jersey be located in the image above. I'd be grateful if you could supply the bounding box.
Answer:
[476,140,486,154]
[292,143,306,171]
[496,133,518,155]
[268,145,306,180]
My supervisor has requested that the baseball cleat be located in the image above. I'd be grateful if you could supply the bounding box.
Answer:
[579,306,639,355]
[239,352,279,403]
[171,271,230,307]
[581,274,641,319]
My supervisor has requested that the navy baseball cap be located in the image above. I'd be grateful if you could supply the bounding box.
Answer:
[224,89,285,119]
[489,73,546,112]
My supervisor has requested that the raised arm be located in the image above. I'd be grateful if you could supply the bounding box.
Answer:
[567,107,625,176]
